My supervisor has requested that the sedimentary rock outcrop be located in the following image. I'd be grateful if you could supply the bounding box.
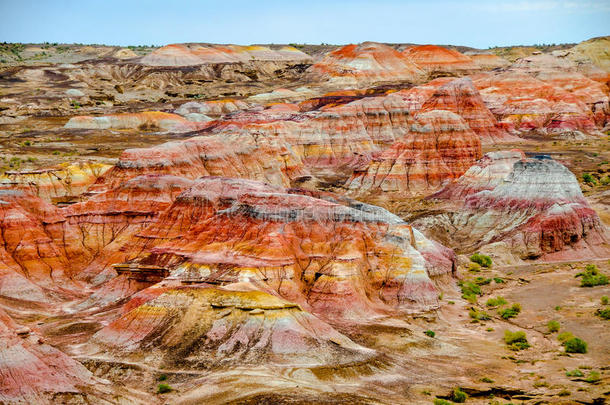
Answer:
[468,53,510,69]
[308,42,425,85]
[415,151,609,260]
[64,111,202,132]
[473,71,608,138]
[140,44,312,66]
[115,177,455,316]
[0,308,100,404]
[0,162,111,202]
[419,77,516,143]
[174,99,251,117]
[0,189,89,304]
[402,45,477,74]
[345,110,482,199]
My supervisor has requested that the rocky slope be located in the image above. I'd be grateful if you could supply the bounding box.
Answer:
[402,44,477,74]
[308,42,425,86]
[415,151,609,260]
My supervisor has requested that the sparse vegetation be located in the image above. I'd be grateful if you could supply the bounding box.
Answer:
[563,337,587,354]
[480,377,494,383]
[557,331,574,343]
[566,369,584,377]
[493,277,505,284]
[433,399,451,405]
[595,308,610,320]
[547,320,560,333]
[486,296,507,307]
[582,172,596,184]
[585,371,600,383]
[459,281,481,303]
[470,253,492,268]
[469,307,490,321]
[499,303,521,319]
[504,330,530,351]
[601,295,609,305]
[473,276,491,285]
[576,264,608,287]
[424,330,436,338]
[158,374,167,381]
[157,383,172,394]
[468,262,481,272]
[451,387,468,403]
[557,389,571,396]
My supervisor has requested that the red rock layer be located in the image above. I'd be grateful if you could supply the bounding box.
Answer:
[345,110,482,198]
[89,283,376,369]
[415,152,609,260]
[419,78,517,144]
[308,42,425,85]
[473,71,608,137]
[0,189,89,303]
[402,45,477,73]
[64,175,194,287]
[121,177,455,320]
[0,308,99,404]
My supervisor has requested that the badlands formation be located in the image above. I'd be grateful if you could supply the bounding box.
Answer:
[0,37,609,404]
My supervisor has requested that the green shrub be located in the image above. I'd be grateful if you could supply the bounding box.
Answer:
[158,374,167,381]
[596,308,610,320]
[460,281,482,303]
[451,387,468,403]
[470,253,492,267]
[493,277,505,284]
[468,262,481,272]
[601,296,609,305]
[424,330,435,338]
[433,399,452,405]
[582,173,596,183]
[469,308,491,321]
[474,277,492,285]
[557,331,574,343]
[576,264,609,287]
[585,371,600,383]
[601,176,610,186]
[157,383,172,394]
[499,303,521,319]
[480,377,494,383]
[486,296,507,307]
[565,369,584,377]
[564,337,587,353]
[547,320,560,333]
[504,330,530,351]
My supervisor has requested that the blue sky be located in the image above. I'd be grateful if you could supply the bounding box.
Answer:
[1,0,609,48]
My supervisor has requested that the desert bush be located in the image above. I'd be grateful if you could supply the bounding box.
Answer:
[585,371,600,383]
[504,330,530,351]
[469,308,490,321]
[557,389,571,396]
[480,377,494,383]
[601,295,609,305]
[158,374,167,381]
[499,303,521,319]
[451,388,468,403]
[433,399,451,405]
[564,337,587,353]
[578,266,608,287]
[557,331,574,343]
[493,277,505,284]
[474,277,492,285]
[470,253,492,267]
[468,262,481,272]
[486,296,507,307]
[424,330,435,338]
[582,173,596,184]
[157,383,172,394]
[547,320,560,333]
[459,281,481,303]
[565,369,584,377]
[595,308,610,320]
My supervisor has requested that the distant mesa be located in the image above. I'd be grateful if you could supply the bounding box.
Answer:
[308,42,425,85]
[64,111,205,132]
[402,44,477,73]
[139,43,313,66]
